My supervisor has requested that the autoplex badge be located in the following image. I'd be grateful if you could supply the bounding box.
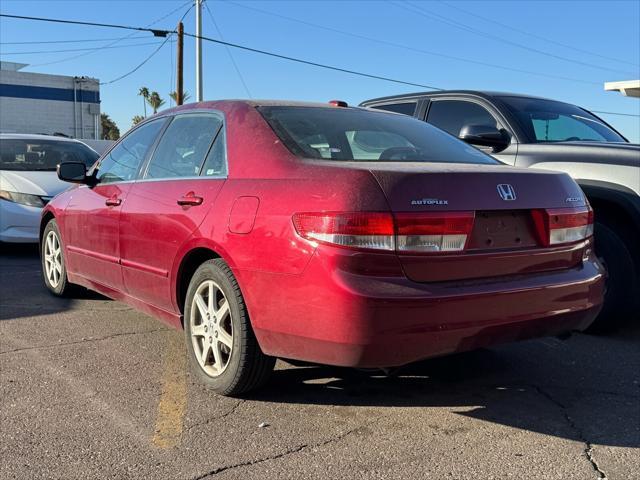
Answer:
[411,198,448,206]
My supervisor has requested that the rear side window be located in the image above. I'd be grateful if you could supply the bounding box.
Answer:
[200,128,227,177]
[427,100,498,137]
[144,114,222,179]
[95,119,164,184]
[258,106,498,164]
[370,102,417,116]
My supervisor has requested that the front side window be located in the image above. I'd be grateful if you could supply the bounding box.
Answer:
[144,114,223,180]
[95,119,164,184]
[427,100,498,137]
[370,102,417,116]
[499,96,626,143]
[258,106,498,164]
[0,138,99,171]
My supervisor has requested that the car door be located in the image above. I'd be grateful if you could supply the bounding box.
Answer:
[120,112,227,312]
[425,98,518,165]
[63,119,166,289]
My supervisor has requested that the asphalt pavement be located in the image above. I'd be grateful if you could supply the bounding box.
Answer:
[1,244,638,480]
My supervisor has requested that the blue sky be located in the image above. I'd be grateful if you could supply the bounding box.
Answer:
[1,0,639,141]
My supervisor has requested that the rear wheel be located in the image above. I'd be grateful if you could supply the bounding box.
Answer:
[184,259,275,395]
[586,222,639,333]
[41,219,74,296]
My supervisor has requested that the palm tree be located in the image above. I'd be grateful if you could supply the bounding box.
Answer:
[169,90,191,104]
[147,91,165,114]
[101,113,120,140]
[138,87,150,117]
[132,115,144,127]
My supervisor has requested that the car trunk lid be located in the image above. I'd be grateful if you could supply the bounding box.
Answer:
[367,162,590,282]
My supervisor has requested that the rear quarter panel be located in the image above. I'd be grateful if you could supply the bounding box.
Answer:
[185,102,391,275]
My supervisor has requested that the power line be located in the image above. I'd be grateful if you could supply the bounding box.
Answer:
[0,40,165,55]
[0,35,149,45]
[0,13,173,36]
[183,31,444,91]
[5,1,190,69]
[2,13,438,93]
[222,1,600,87]
[438,0,639,68]
[1,11,639,118]
[155,0,194,27]
[100,35,174,85]
[203,0,252,98]
[98,1,194,87]
[591,110,640,118]
[396,1,637,77]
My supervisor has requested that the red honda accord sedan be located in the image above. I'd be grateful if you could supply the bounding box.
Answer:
[41,100,604,395]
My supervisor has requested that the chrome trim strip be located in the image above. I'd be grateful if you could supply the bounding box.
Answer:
[67,245,120,264]
[121,258,169,278]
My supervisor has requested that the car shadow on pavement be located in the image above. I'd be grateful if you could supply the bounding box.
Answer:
[248,333,640,449]
[0,243,109,321]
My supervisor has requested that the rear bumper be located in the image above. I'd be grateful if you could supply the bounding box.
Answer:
[0,200,41,243]
[242,249,605,368]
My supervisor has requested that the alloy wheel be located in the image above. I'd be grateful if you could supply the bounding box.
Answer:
[190,280,233,377]
[44,230,62,288]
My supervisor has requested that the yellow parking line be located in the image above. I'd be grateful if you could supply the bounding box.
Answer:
[152,332,187,449]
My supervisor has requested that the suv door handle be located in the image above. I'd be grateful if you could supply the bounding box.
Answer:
[177,192,203,206]
[105,197,122,207]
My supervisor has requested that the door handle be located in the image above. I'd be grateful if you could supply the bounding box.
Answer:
[105,197,122,207]
[177,192,203,206]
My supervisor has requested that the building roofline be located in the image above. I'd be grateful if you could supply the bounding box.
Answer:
[604,80,640,98]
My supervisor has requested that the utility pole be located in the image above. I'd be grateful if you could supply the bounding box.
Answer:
[195,0,203,102]
[176,21,184,105]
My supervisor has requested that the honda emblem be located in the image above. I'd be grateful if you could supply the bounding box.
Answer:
[497,184,516,201]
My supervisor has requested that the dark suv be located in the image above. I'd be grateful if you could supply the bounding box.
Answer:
[361,91,639,331]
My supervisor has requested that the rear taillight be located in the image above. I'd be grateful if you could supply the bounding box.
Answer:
[395,212,475,253]
[532,206,594,246]
[292,212,395,251]
[292,211,475,253]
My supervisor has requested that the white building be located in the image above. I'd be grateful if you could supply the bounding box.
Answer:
[0,62,101,139]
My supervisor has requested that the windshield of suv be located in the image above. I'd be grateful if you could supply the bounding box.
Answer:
[258,106,499,164]
[499,96,626,143]
[0,138,99,171]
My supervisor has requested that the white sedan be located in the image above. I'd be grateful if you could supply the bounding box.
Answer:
[0,134,100,243]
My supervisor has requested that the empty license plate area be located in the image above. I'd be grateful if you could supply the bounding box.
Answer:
[468,210,539,251]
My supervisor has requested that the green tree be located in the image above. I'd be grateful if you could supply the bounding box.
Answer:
[132,115,144,127]
[147,91,165,114]
[138,86,149,117]
[169,90,191,104]
[101,113,120,140]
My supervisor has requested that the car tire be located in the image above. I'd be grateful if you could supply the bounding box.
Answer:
[586,222,639,334]
[184,258,275,395]
[41,219,74,297]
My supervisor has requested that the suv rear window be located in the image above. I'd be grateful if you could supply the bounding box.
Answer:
[258,106,498,164]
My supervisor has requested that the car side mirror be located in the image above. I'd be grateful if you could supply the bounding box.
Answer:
[459,124,510,151]
[57,161,88,184]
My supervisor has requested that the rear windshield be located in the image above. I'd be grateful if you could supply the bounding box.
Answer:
[499,96,626,143]
[0,138,99,171]
[258,106,499,164]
